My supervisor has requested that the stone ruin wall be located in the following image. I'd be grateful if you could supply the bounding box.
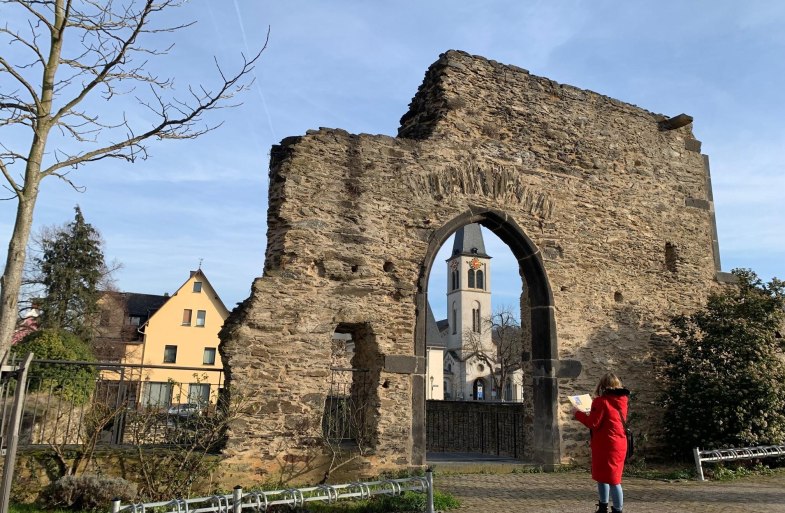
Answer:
[219,50,721,481]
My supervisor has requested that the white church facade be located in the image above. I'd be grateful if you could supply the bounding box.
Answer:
[426,224,524,402]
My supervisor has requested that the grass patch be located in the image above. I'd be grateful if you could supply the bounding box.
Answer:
[10,491,461,513]
[707,463,785,481]
[303,490,460,512]
[10,505,69,513]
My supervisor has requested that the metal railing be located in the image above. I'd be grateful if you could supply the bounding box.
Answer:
[693,445,785,481]
[322,368,372,443]
[111,470,435,513]
[426,400,525,458]
[0,356,224,450]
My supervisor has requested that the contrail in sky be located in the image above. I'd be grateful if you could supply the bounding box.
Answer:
[229,0,276,142]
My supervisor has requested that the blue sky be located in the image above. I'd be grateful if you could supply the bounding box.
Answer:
[1,1,783,319]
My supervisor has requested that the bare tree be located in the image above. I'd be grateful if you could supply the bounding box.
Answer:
[0,0,267,356]
[462,305,523,401]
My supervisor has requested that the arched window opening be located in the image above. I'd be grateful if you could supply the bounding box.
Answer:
[472,378,486,401]
[472,302,481,333]
[452,303,457,335]
[504,379,513,402]
[476,269,484,289]
[443,380,451,400]
[451,270,459,290]
[468,268,475,288]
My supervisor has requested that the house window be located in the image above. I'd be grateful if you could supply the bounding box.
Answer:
[129,316,141,326]
[182,309,192,326]
[203,347,216,365]
[196,310,206,327]
[142,382,172,408]
[468,269,475,288]
[188,383,210,406]
[193,281,202,293]
[163,345,177,363]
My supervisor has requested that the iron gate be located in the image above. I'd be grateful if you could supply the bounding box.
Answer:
[426,399,525,458]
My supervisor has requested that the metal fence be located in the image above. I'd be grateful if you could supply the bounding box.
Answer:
[693,445,785,481]
[426,400,525,458]
[112,472,435,513]
[0,355,224,450]
[322,368,372,444]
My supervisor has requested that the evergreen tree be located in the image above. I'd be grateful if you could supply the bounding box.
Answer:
[37,206,107,341]
[661,269,785,456]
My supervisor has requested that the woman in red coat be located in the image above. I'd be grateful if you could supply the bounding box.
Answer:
[573,372,630,513]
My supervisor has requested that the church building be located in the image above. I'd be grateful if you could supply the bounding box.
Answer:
[426,223,524,402]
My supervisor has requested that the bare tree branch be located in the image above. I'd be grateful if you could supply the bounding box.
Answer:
[461,305,523,401]
[0,54,43,111]
[0,0,269,356]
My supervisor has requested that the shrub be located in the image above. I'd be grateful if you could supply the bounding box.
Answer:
[12,329,96,404]
[661,269,785,457]
[39,474,137,512]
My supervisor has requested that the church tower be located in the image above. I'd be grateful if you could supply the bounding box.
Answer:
[445,224,493,399]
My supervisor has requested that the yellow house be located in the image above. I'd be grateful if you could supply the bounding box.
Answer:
[124,269,229,409]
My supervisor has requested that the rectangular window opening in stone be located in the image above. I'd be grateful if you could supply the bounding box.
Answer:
[665,242,679,273]
[323,323,380,449]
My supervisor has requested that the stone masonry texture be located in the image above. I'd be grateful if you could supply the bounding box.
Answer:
[219,50,721,482]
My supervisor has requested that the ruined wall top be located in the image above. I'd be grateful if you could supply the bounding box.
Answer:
[398,49,679,141]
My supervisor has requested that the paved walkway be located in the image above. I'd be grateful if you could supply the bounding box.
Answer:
[434,471,785,512]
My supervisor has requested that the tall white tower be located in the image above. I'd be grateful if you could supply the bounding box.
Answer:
[445,224,493,400]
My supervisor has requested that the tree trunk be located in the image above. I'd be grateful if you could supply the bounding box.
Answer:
[0,191,39,355]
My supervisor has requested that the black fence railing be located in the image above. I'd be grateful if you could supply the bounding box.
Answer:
[426,400,525,458]
[322,368,371,444]
[0,357,224,450]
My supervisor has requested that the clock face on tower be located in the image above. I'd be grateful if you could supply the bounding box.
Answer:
[449,260,459,271]
[469,257,482,270]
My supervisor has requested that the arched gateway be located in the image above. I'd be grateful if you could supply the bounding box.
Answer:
[220,50,723,481]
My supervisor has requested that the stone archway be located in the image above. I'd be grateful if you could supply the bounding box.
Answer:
[415,208,567,467]
[219,50,720,483]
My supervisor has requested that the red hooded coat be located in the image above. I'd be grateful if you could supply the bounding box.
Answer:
[574,388,630,485]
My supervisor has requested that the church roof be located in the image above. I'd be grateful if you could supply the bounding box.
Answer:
[426,303,446,347]
[450,223,490,258]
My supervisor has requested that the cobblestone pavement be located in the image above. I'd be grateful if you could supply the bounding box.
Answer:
[435,471,785,513]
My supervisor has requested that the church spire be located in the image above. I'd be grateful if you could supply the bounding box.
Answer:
[451,223,489,258]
